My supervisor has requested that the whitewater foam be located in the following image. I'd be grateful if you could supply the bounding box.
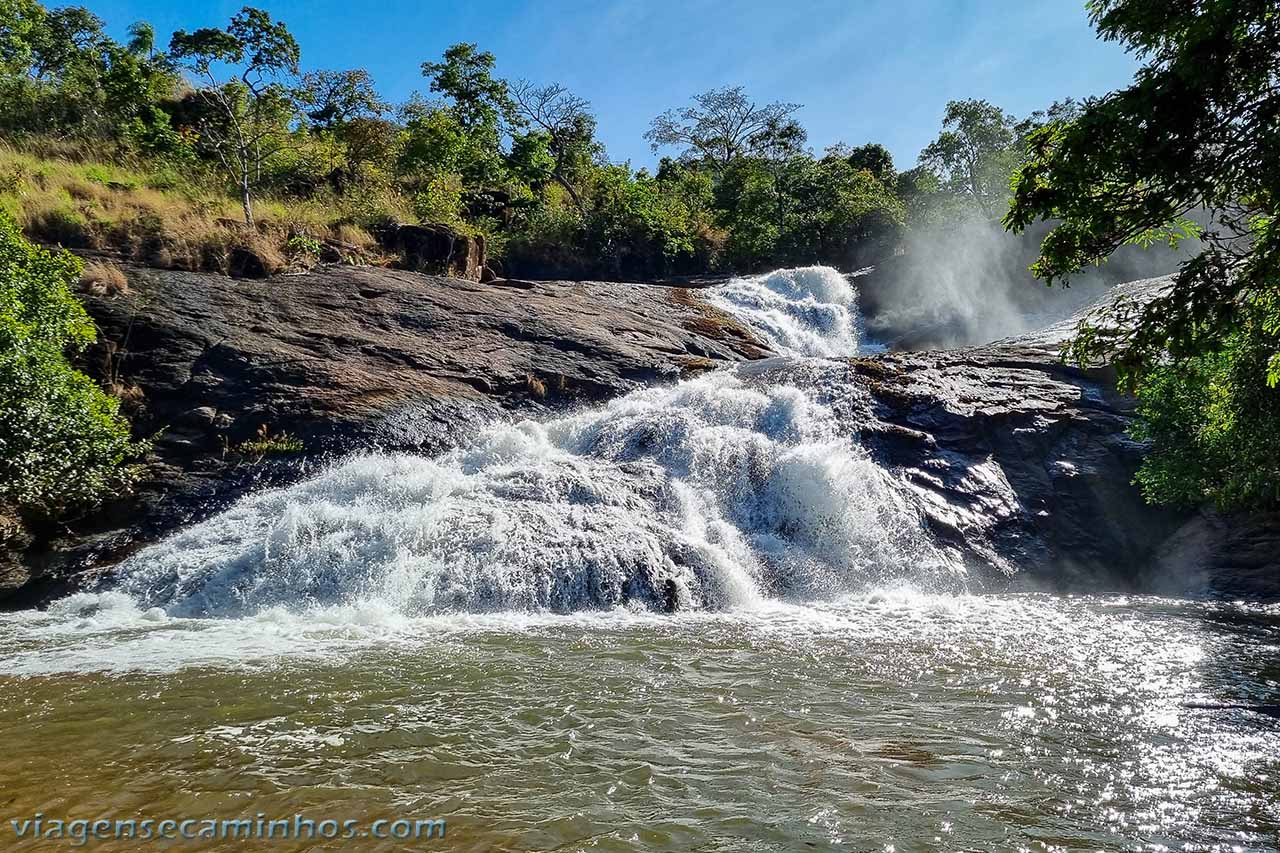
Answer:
[104,369,952,619]
[6,265,963,652]
[705,266,862,357]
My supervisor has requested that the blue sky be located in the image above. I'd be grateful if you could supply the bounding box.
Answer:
[88,0,1138,170]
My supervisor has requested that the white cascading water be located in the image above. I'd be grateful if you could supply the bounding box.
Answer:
[95,267,955,619]
[704,266,863,357]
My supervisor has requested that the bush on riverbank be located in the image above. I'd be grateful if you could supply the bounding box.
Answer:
[0,212,143,517]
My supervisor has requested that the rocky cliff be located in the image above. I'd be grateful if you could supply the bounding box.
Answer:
[1,264,767,605]
[2,267,1275,606]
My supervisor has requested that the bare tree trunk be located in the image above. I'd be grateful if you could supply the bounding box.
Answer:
[553,172,586,217]
[240,157,254,227]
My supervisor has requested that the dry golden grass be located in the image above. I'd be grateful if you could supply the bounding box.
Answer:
[336,223,377,249]
[105,381,147,412]
[525,373,548,398]
[79,260,130,297]
[0,143,401,277]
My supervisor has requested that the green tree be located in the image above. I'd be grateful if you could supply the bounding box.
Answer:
[783,156,905,266]
[414,44,523,199]
[583,164,700,278]
[0,1,178,145]
[715,157,782,270]
[1129,313,1280,509]
[24,4,106,81]
[420,43,514,134]
[510,80,597,215]
[646,86,801,174]
[169,6,301,224]
[841,142,896,183]
[920,99,1021,217]
[398,96,504,187]
[0,2,108,135]
[299,68,387,129]
[0,213,141,515]
[1005,0,1280,509]
[124,20,154,57]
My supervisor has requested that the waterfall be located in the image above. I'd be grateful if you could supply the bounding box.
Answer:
[97,267,956,618]
[704,266,863,357]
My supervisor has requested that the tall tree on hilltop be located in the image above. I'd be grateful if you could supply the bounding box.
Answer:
[920,99,1020,217]
[421,43,514,134]
[169,6,300,225]
[646,86,801,174]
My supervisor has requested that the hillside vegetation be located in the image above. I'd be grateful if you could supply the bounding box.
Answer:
[0,0,1275,523]
[0,2,1071,280]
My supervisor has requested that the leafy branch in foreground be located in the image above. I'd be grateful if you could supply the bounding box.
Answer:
[1005,0,1280,509]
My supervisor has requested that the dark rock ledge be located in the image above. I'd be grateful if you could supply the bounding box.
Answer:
[1,265,767,605]
[1,269,1275,606]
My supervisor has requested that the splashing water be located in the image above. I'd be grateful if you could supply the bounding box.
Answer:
[705,266,862,357]
[107,370,952,618]
[2,268,1275,853]
[55,265,950,621]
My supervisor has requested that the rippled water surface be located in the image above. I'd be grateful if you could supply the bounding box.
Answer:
[2,592,1277,852]
[3,268,1277,850]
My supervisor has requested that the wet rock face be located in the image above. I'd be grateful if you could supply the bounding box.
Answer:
[855,350,1181,589]
[733,349,1182,591]
[0,506,33,596]
[2,264,767,607]
[80,265,768,449]
[3,267,1275,606]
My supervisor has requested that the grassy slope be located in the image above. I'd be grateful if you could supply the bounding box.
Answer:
[0,142,397,276]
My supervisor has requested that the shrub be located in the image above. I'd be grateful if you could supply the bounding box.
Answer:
[1130,308,1280,511]
[234,425,303,457]
[78,261,130,297]
[284,233,323,258]
[0,212,144,516]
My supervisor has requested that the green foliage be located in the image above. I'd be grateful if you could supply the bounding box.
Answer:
[411,172,465,225]
[510,80,597,213]
[398,101,504,185]
[234,425,303,457]
[284,233,321,257]
[0,0,181,148]
[420,43,513,134]
[0,211,141,515]
[920,99,1021,218]
[1005,0,1280,511]
[583,164,700,278]
[298,68,387,129]
[1130,308,1280,510]
[0,2,1055,286]
[843,143,895,183]
[715,154,904,271]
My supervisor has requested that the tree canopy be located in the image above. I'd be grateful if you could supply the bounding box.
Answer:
[1006,0,1280,509]
[645,86,801,174]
